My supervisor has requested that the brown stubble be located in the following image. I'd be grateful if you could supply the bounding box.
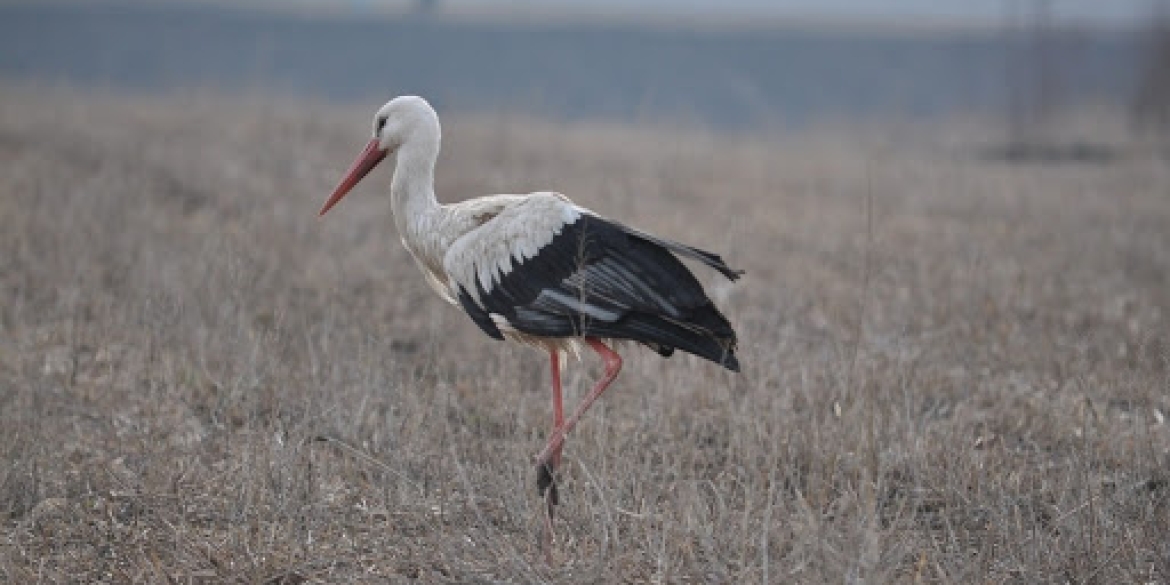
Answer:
[1,84,1167,583]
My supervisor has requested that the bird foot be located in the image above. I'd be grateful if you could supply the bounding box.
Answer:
[537,461,560,565]
[536,461,560,506]
[541,491,557,565]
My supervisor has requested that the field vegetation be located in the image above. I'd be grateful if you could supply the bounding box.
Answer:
[1,85,1167,582]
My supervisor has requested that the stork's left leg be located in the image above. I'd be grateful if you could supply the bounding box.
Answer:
[539,350,565,562]
[534,338,623,483]
[537,350,566,503]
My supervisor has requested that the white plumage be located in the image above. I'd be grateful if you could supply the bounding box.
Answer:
[318,95,742,550]
[445,193,582,305]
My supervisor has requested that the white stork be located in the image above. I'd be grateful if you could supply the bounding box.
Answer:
[319,95,742,525]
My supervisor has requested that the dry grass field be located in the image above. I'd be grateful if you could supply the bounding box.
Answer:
[1,84,1168,583]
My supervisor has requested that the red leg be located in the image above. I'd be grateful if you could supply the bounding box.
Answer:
[549,350,565,466]
[538,351,566,504]
[538,340,622,562]
[535,338,623,471]
[540,350,565,560]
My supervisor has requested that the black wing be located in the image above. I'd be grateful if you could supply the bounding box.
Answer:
[461,214,741,371]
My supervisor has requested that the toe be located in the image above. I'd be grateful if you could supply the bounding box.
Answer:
[536,462,559,505]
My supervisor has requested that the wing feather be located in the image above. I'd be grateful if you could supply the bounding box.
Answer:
[444,194,741,370]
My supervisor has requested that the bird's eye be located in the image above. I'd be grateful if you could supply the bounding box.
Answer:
[375,117,388,134]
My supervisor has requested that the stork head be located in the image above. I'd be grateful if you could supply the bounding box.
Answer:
[319,96,440,216]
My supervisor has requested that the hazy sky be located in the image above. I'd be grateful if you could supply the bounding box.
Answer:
[383,0,1157,27]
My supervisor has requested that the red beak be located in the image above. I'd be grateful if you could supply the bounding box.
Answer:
[319,138,388,216]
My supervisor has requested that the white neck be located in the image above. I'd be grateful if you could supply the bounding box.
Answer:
[390,134,441,237]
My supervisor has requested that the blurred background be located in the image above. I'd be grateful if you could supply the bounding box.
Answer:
[2,0,1169,142]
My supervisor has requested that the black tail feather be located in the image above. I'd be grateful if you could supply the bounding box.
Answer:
[580,309,740,372]
[622,226,745,282]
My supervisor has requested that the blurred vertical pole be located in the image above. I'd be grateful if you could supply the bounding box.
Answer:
[1030,0,1055,144]
[1002,0,1057,153]
[412,0,439,17]
[1004,0,1025,147]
